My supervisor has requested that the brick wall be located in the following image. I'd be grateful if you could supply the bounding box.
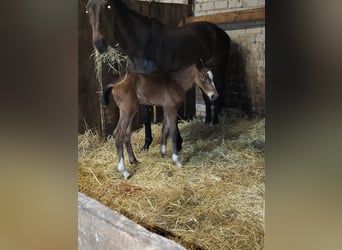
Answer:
[194,0,265,118]
[195,0,264,16]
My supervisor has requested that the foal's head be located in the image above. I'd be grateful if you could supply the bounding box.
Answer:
[195,67,219,101]
[85,0,113,53]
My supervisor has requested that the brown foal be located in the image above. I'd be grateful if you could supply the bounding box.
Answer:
[102,65,218,178]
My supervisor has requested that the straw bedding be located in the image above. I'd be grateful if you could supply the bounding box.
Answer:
[78,117,265,249]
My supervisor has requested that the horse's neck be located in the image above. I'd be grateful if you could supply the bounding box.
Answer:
[172,66,197,92]
[112,0,161,49]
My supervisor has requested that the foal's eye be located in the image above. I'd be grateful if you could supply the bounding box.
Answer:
[106,5,111,9]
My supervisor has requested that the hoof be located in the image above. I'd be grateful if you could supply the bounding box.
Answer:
[129,158,139,164]
[122,171,131,179]
[175,162,183,168]
[142,138,153,151]
[172,154,183,168]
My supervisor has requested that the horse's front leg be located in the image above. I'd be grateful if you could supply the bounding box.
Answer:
[142,105,153,151]
[202,92,212,123]
[213,98,221,124]
[212,70,224,124]
[176,122,183,152]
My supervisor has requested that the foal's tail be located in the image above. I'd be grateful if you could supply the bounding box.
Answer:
[101,84,114,107]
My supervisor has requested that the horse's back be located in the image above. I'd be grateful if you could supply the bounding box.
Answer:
[165,21,230,70]
[182,22,230,47]
[186,22,230,73]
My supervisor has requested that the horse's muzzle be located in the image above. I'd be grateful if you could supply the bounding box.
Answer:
[93,38,108,54]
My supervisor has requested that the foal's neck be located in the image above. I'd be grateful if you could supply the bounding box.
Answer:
[172,65,198,92]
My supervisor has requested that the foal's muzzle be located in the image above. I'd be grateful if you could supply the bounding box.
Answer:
[93,38,108,54]
[208,92,218,102]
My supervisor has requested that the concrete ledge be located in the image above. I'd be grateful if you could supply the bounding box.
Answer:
[78,192,185,250]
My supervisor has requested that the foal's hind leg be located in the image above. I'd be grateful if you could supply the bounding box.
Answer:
[124,122,138,164]
[165,108,182,167]
[114,111,132,179]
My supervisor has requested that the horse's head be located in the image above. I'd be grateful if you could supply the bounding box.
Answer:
[85,0,113,54]
[195,67,219,102]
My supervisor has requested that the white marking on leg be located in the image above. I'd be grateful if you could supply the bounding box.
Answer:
[172,153,183,168]
[118,157,130,179]
[161,144,166,155]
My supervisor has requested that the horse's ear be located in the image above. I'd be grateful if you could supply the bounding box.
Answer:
[196,58,205,70]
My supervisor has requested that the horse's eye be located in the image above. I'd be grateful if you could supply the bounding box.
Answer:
[107,5,111,9]
[200,77,205,82]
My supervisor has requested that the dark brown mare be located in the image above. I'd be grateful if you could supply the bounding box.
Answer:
[101,65,218,178]
[85,0,231,150]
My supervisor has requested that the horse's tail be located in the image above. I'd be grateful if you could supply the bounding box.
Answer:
[101,84,115,107]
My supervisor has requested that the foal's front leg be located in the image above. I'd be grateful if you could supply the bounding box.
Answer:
[170,119,183,167]
[163,108,182,167]
[160,116,169,157]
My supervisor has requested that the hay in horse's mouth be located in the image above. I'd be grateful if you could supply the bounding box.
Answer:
[90,44,128,81]
[78,117,265,249]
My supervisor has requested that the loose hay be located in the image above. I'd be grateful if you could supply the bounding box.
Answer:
[90,44,128,80]
[78,117,265,249]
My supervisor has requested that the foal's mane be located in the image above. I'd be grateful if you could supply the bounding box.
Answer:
[170,65,198,86]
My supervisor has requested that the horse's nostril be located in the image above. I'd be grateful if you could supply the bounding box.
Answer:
[93,38,107,53]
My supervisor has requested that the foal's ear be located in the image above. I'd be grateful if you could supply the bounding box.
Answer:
[196,59,205,70]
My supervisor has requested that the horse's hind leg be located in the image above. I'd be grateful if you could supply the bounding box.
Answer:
[142,105,153,151]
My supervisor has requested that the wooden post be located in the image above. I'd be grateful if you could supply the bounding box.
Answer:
[97,64,106,138]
